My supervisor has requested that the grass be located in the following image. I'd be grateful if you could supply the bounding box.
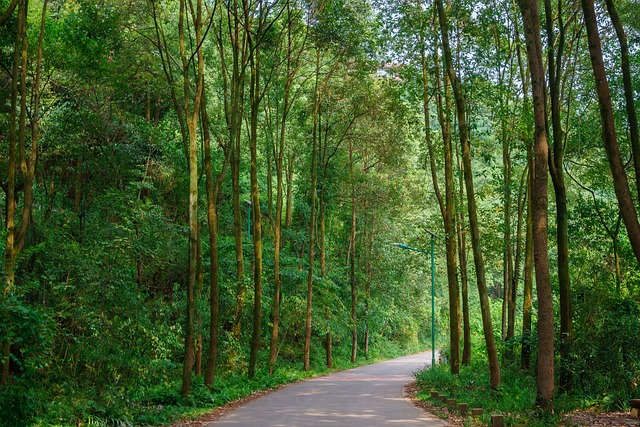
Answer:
[24,343,426,427]
[415,361,565,426]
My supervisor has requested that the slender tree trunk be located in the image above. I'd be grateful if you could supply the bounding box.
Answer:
[613,217,622,293]
[429,33,460,374]
[179,0,205,397]
[229,0,247,344]
[456,144,471,365]
[266,147,274,223]
[501,124,513,343]
[203,90,230,385]
[435,0,498,388]
[364,215,373,358]
[1,0,25,385]
[544,0,572,391]
[350,181,357,363]
[247,0,267,379]
[581,0,640,264]
[510,164,528,344]
[521,151,534,370]
[303,51,320,372]
[325,308,333,368]
[195,233,204,377]
[269,65,291,378]
[247,106,263,378]
[603,0,640,203]
[319,197,333,368]
[518,0,554,409]
[285,152,295,228]
[2,0,46,386]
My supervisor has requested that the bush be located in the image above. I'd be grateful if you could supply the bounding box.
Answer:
[569,294,640,409]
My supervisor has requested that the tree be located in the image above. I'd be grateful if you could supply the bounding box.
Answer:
[518,0,554,409]
[268,2,307,374]
[603,0,640,204]
[544,0,577,390]
[435,0,500,388]
[580,0,640,265]
[178,0,206,397]
[202,85,231,385]
[1,0,47,385]
[426,2,460,375]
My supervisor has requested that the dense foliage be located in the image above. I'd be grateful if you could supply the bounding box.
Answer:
[1,0,639,425]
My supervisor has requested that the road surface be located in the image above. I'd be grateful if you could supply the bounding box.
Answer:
[209,351,448,427]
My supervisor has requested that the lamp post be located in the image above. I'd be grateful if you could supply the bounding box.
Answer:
[393,228,438,367]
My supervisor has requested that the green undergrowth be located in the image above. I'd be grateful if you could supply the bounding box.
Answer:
[415,361,564,427]
[14,344,424,427]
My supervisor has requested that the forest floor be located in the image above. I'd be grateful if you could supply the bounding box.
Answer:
[406,382,640,427]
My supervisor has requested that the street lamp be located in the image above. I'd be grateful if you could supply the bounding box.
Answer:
[393,228,438,367]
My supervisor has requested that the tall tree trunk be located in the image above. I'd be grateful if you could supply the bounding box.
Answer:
[363,214,373,358]
[456,143,471,365]
[179,0,205,396]
[247,0,267,380]
[501,122,513,343]
[2,0,47,386]
[325,306,333,368]
[435,0,498,388]
[269,43,292,377]
[195,234,204,377]
[510,163,528,345]
[229,0,247,345]
[320,196,333,368]
[303,51,320,372]
[285,152,295,228]
[429,29,460,374]
[203,89,230,385]
[521,150,534,371]
[603,0,640,203]
[349,179,357,364]
[518,0,554,409]
[544,0,572,391]
[581,0,640,264]
[1,0,26,386]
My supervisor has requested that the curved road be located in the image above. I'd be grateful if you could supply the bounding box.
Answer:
[209,351,448,427]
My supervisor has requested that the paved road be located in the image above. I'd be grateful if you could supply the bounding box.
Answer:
[209,351,448,427]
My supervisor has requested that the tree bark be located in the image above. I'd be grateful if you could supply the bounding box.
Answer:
[1,0,26,386]
[349,177,357,364]
[428,22,460,374]
[581,0,640,264]
[285,152,295,228]
[456,145,471,366]
[269,14,296,374]
[247,0,269,379]
[603,0,640,204]
[518,0,554,409]
[203,90,230,385]
[435,0,498,388]
[510,163,528,345]
[179,0,205,397]
[544,0,572,391]
[303,51,320,372]
[229,0,248,345]
[521,150,534,371]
